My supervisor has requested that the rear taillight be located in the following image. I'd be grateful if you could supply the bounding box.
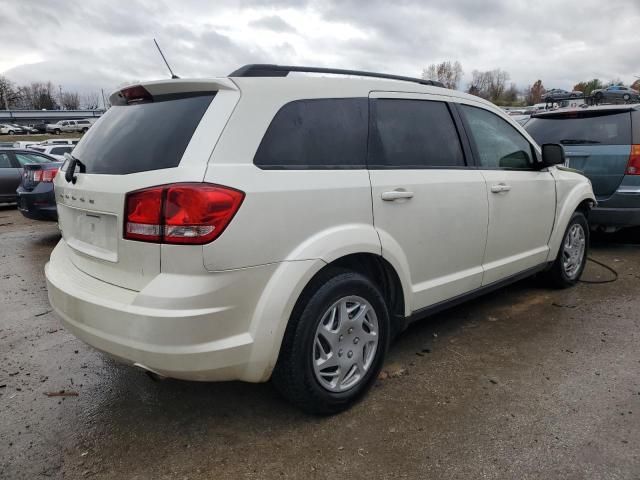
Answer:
[626,145,640,175]
[124,183,244,245]
[33,168,59,183]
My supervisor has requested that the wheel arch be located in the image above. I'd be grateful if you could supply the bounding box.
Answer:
[548,181,595,262]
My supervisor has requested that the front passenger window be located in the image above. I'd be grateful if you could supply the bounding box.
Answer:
[460,105,533,170]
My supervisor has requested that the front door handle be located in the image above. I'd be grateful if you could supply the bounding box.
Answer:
[381,190,414,201]
[490,183,512,193]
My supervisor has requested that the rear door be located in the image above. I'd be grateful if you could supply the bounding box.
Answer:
[368,93,488,311]
[0,152,20,200]
[54,80,239,290]
[458,103,556,285]
[525,110,632,199]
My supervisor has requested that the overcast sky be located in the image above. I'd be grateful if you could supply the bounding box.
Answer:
[1,0,639,101]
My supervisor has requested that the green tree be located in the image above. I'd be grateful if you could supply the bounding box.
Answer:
[573,79,604,96]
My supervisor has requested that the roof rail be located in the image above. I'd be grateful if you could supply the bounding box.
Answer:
[228,64,446,88]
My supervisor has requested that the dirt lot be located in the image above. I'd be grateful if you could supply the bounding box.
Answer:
[1,133,83,143]
[1,206,639,479]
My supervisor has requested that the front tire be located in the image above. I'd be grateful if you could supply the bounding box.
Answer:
[8,130,14,135]
[272,269,390,415]
[545,211,589,288]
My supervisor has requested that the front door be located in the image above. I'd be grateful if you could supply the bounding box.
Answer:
[368,93,489,311]
[457,103,556,285]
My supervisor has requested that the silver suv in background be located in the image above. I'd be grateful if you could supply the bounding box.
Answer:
[46,119,94,134]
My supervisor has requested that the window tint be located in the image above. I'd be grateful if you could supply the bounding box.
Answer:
[72,94,214,174]
[14,153,54,166]
[51,147,72,155]
[525,111,632,146]
[254,98,367,169]
[0,153,11,168]
[369,99,464,168]
[460,105,533,169]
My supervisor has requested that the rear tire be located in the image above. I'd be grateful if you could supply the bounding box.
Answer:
[82,127,88,133]
[544,211,589,288]
[54,129,61,135]
[272,268,390,415]
[8,130,13,135]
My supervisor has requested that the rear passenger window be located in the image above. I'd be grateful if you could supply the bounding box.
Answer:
[254,98,367,169]
[460,105,533,170]
[0,153,11,168]
[369,99,465,168]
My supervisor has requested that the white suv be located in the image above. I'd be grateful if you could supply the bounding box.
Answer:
[45,65,595,414]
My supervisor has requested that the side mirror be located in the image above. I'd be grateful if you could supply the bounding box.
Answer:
[541,143,565,167]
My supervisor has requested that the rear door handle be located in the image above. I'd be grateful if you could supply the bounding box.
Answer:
[490,183,512,193]
[381,190,414,201]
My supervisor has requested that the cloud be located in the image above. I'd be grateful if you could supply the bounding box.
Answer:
[249,15,297,33]
[1,0,639,98]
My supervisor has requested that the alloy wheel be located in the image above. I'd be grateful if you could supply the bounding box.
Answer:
[562,223,586,279]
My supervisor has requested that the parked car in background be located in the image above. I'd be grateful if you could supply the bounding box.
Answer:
[45,66,595,414]
[544,89,583,103]
[28,122,49,133]
[0,124,23,135]
[17,154,61,221]
[525,105,640,231]
[0,148,56,203]
[46,119,94,134]
[29,144,74,161]
[39,139,80,146]
[13,141,39,149]
[592,85,640,104]
[16,124,38,134]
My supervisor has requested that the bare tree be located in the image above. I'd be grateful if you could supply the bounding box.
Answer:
[467,69,510,103]
[0,76,24,109]
[422,61,463,89]
[61,91,80,110]
[83,92,101,109]
[16,82,58,110]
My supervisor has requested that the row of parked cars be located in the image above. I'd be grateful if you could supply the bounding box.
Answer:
[0,118,95,135]
[542,86,640,103]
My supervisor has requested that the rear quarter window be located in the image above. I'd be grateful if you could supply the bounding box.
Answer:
[525,111,632,145]
[71,93,215,175]
[253,98,368,169]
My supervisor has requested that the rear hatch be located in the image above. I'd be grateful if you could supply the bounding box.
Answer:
[54,79,239,290]
[525,108,633,198]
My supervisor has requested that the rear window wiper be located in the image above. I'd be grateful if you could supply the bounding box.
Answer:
[559,139,601,145]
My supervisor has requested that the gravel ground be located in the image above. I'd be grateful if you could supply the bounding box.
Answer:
[1,206,639,479]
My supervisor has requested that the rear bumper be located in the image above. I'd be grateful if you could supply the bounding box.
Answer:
[591,189,640,227]
[45,241,280,382]
[590,207,640,227]
[17,186,57,220]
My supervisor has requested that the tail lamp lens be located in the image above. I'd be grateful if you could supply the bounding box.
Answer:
[124,183,244,245]
[33,168,59,183]
[625,145,640,175]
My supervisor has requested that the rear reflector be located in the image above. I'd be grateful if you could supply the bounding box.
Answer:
[626,145,640,175]
[124,183,244,244]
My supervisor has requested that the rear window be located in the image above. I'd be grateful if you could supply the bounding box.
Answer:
[254,98,367,169]
[71,93,215,174]
[51,147,72,155]
[525,111,631,145]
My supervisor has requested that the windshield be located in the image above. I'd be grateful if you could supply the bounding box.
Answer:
[525,112,631,145]
[71,93,215,174]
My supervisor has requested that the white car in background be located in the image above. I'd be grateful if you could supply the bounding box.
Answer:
[45,65,596,414]
[46,119,95,134]
[0,124,23,135]
[29,144,74,161]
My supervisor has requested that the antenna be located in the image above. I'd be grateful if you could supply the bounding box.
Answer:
[153,38,179,79]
